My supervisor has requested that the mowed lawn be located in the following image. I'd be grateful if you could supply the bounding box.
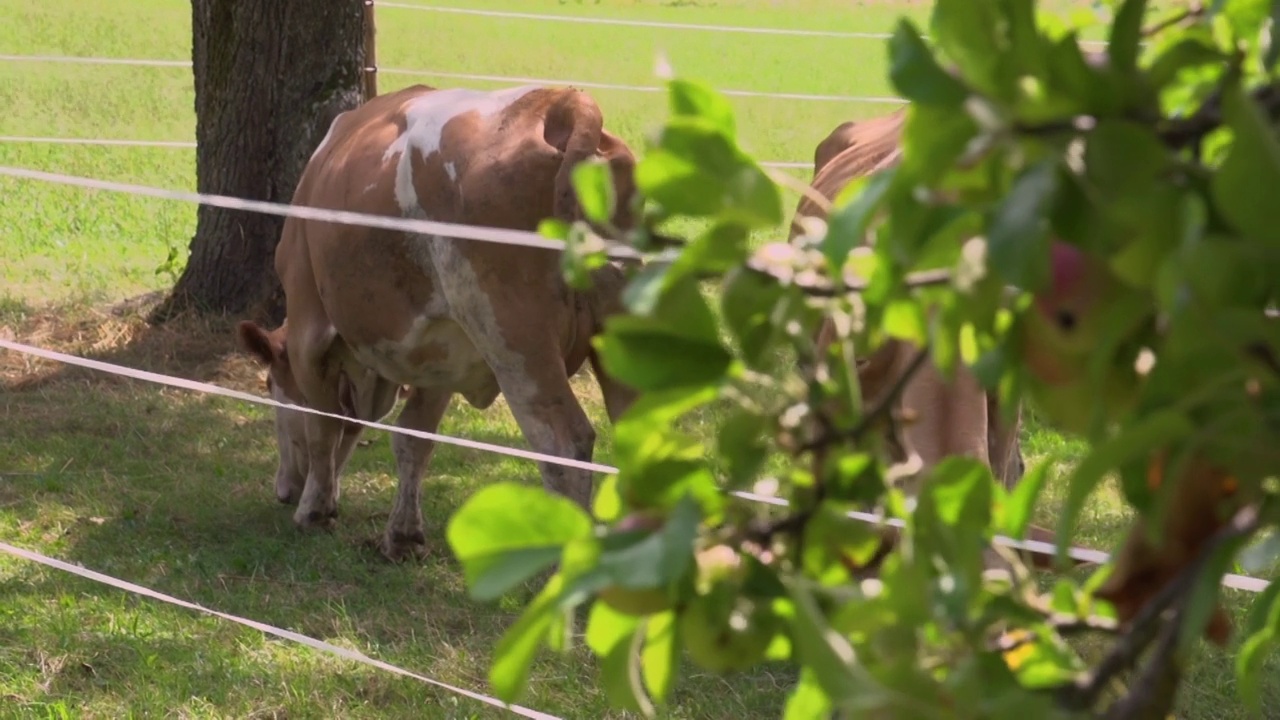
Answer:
[0,0,1275,718]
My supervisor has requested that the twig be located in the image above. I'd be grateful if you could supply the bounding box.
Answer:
[1101,610,1184,720]
[800,345,932,454]
[993,614,1119,653]
[1057,502,1265,713]
[1141,2,1206,38]
[744,263,954,298]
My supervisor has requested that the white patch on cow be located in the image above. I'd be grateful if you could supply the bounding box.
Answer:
[363,181,379,195]
[382,86,541,216]
[346,293,499,409]
[444,161,458,183]
[422,235,537,407]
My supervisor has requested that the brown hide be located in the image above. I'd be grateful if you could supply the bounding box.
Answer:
[795,110,1062,572]
[238,84,640,560]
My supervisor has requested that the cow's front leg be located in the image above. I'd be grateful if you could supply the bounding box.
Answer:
[380,387,453,562]
[294,412,346,529]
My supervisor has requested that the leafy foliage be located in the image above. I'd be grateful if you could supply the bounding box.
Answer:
[447,1,1280,717]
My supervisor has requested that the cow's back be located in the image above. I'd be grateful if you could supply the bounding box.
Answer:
[275,84,628,406]
[791,110,907,240]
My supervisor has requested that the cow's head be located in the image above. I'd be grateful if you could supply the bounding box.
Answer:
[236,320,407,504]
[237,320,310,504]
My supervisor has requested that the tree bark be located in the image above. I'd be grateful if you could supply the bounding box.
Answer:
[151,0,367,324]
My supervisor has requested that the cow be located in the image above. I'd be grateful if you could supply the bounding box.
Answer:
[237,83,641,561]
[793,109,1063,570]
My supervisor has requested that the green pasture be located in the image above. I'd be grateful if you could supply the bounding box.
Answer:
[0,0,1274,718]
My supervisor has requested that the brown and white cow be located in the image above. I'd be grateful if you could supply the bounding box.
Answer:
[237,84,641,560]
[794,110,1064,569]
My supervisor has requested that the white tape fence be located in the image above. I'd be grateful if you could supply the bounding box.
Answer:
[375,2,1113,48]
[0,53,905,106]
[0,328,1270,594]
[0,541,562,720]
[0,135,811,169]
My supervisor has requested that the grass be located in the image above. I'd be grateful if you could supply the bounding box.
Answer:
[0,0,1276,718]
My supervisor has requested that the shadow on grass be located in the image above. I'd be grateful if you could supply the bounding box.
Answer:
[0,295,794,718]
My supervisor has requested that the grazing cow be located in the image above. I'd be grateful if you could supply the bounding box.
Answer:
[237,84,641,561]
[794,110,1062,569]
[797,109,1025,489]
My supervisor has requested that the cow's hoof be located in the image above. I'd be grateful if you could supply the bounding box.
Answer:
[275,477,305,506]
[378,530,428,563]
[293,504,339,531]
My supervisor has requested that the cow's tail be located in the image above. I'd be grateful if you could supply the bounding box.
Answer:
[545,89,606,224]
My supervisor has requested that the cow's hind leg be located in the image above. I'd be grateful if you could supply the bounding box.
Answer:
[380,387,453,562]
[497,364,599,511]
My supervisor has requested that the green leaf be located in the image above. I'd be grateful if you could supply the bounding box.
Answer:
[1056,410,1196,565]
[1237,573,1280,711]
[572,159,617,225]
[718,408,771,487]
[1147,38,1229,92]
[1179,527,1252,656]
[930,0,1007,98]
[783,667,834,719]
[635,148,725,217]
[1221,0,1272,43]
[586,596,642,654]
[597,494,702,590]
[489,573,564,702]
[622,263,720,342]
[1211,81,1280,244]
[673,222,751,276]
[592,473,623,523]
[668,78,736,138]
[801,502,885,585]
[1244,576,1280,638]
[595,314,735,392]
[600,622,654,717]
[636,120,782,228]
[784,579,887,710]
[998,453,1057,540]
[446,482,594,601]
[720,267,787,369]
[1000,632,1084,688]
[882,297,928,345]
[551,218,609,290]
[1084,119,1170,196]
[901,103,980,184]
[1107,0,1149,74]
[987,159,1058,291]
[820,169,897,271]
[926,456,993,528]
[888,18,970,106]
[641,611,679,703]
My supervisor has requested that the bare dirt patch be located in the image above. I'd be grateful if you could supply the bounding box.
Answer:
[1,293,265,395]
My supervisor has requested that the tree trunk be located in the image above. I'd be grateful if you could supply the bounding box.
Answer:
[151,0,368,325]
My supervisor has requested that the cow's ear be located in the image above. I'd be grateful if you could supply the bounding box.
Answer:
[237,321,285,367]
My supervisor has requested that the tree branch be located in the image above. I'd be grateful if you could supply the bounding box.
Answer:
[743,263,955,298]
[992,613,1119,654]
[1141,2,1206,38]
[1056,502,1266,714]
[1101,611,1184,720]
[800,345,933,454]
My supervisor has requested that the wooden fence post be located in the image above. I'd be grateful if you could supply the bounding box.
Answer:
[362,0,378,100]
